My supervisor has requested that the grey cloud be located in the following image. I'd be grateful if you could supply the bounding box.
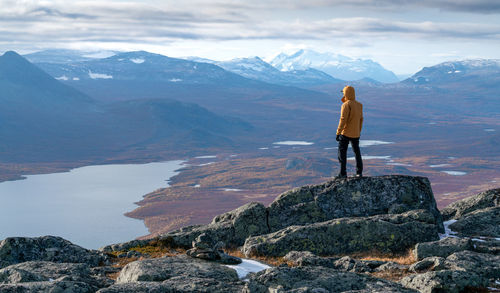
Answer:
[231,0,500,14]
[0,0,499,51]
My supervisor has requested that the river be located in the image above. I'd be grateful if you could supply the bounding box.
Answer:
[0,160,184,249]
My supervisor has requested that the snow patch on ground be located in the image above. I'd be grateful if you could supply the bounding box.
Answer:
[324,147,337,150]
[258,147,269,150]
[56,75,69,81]
[349,155,391,161]
[223,188,242,192]
[484,129,496,132]
[430,164,451,168]
[195,155,217,159]
[273,141,314,146]
[439,219,458,239]
[130,58,145,64]
[198,162,214,166]
[194,184,200,188]
[359,140,393,147]
[73,77,80,81]
[169,78,182,82]
[442,171,467,176]
[88,71,112,79]
[226,259,271,279]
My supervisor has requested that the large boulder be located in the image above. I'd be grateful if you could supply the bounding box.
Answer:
[161,202,269,248]
[400,270,486,293]
[244,266,418,293]
[267,175,444,233]
[400,250,500,293]
[0,261,111,291]
[243,210,440,257]
[0,236,106,268]
[413,237,472,260]
[441,188,499,220]
[116,255,238,283]
[448,206,500,238]
[106,255,244,292]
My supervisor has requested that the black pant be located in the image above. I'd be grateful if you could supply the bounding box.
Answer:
[338,135,363,176]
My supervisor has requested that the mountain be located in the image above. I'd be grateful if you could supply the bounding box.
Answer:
[404,59,500,88]
[190,56,343,87]
[0,51,255,162]
[36,51,256,84]
[23,49,116,64]
[270,49,399,83]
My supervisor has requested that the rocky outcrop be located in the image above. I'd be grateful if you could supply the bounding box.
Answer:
[243,210,439,257]
[0,236,107,269]
[400,270,487,293]
[448,206,500,238]
[117,176,443,253]
[103,255,245,292]
[283,251,385,273]
[413,237,472,260]
[400,250,500,292]
[186,232,242,264]
[267,175,443,233]
[244,266,418,293]
[161,202,269,248]
[0,261,112,292]
[441,188,499,220]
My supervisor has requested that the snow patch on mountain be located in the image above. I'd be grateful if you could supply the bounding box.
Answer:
[88,71,113,79]
[130,58,145,64]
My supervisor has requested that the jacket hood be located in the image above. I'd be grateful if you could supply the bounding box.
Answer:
[341,85,355,102]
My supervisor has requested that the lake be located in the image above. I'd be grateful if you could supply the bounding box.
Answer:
[0,160,184,249]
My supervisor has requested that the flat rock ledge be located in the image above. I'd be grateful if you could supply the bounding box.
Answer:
[243,209,440,257]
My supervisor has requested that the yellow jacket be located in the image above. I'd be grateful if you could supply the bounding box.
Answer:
[336,86,363,138]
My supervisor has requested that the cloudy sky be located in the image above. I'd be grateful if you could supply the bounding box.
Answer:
[1,0,500,74]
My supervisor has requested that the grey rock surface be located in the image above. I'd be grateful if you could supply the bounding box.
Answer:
[444,250,500,279]
[99,239,150,253]
[0,261,112,290]
[0,280,94,292]
[244,266,417,293]
[0,236,106,269]
[98,279,246,293]
[441,188,499,220]
[373,262,409,272]
[162,202,269,248]
[244,210,440,257]
[116,255,239,283]
[186,232,242,264]
[400,270,487,293]
[267,175,443,233]
[413,237,472,260]
[409,257,446,273]
[448,206,500,238]
[283,251,385,273]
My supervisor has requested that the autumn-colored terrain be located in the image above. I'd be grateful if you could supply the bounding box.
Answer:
[124,143,500,238]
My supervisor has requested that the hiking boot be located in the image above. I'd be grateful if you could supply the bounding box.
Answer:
[335,173,347,179]
[355,173,363,178]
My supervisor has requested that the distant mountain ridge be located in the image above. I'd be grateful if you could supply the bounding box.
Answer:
[270,49,399,83]
[0,51,254,161]
[187,56,343,87]
[405,59,500,85]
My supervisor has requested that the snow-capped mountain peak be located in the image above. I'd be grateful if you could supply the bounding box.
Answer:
[270,49,398,83]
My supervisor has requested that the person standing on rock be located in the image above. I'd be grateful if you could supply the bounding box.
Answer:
[336,85,363,178]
